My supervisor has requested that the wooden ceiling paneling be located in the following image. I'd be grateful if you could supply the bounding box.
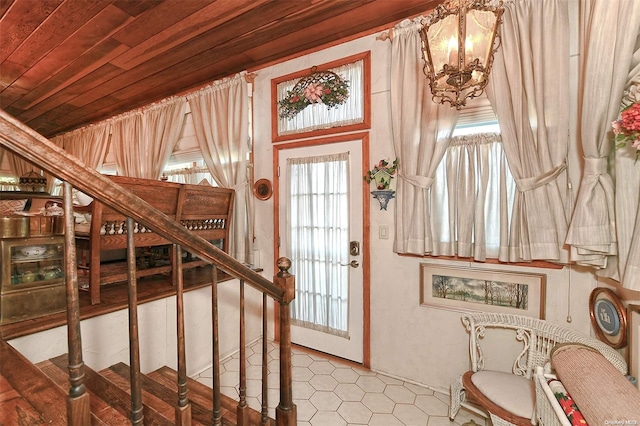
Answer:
[0,0,441,138]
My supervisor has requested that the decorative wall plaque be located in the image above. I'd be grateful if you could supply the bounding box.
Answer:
[589,287,627,349]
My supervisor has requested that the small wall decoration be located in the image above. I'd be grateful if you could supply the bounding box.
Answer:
[420,263,547,319]
[253,178,273,201]
[589,287,628,349]
[278,67,350,120]
[365,158,398,210]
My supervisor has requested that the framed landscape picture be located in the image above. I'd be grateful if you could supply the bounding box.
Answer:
[420,263,547,319]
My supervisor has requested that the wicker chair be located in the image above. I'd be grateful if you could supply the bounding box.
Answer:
[449,312,627,426]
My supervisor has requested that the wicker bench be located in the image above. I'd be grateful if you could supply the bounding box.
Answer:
[74,175,234,305]
[449,313,627,426]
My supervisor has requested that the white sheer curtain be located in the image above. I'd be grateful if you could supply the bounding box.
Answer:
[53,121,110,170]
[431,133,515,260]
[566,0,640,289]
[5,136,63,194]
[111,96,187,179]
[485,0,571,262]
[276,60,364,136]
[287,153,349,337]
[187,73,252,262]
[390,18,459,254]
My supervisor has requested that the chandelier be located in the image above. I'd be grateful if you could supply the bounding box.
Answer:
[419,0,504,109]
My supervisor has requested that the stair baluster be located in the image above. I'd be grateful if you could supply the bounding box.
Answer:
[126,217,144,425]
[261,293,269,425]
[237,279,249,425]
[63,183,91,426]
[211,265,223,425]
[174,244,192,425]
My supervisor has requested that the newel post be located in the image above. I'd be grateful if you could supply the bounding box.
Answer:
[274,257,297,426]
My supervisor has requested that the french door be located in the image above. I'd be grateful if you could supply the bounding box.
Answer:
[277,137,366,363]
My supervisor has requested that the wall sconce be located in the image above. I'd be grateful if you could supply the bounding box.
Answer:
[419,0,504,109]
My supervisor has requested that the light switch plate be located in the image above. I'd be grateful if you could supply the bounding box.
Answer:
[379,225,389,239]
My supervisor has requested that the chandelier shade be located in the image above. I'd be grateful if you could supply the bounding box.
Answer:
[420,0,504,109]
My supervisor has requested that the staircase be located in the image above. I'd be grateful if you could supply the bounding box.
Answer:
[0,109,296,425]
[1,337,273,425]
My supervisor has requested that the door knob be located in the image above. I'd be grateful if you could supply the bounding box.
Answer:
[340,260,359,268]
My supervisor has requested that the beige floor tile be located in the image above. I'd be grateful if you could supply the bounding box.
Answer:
[191,340,490,426]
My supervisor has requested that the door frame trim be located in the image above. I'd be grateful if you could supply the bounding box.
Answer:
[272,132,371,368]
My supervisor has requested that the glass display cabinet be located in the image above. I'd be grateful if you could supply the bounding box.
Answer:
[1,235,66,325]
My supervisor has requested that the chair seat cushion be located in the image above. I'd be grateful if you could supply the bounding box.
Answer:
[470,370,535,419]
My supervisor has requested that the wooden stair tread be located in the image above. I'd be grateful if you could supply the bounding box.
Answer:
[150,365,274,425]
[0,374,50,425]
[99,367,176,421]
[48,354,173,426]
[36,359,130,426]
[107,363,212,425]
[0,340,67,424]
[110,362,236,425]
[4,344,276,425]
[147,369,220,414]
[151,366,239,417]
[152,366,240,414]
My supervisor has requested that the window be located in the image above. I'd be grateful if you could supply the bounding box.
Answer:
[430,96,516,260]
[162,159,216,186]
[0,176,18,192]
[272,51,371,142]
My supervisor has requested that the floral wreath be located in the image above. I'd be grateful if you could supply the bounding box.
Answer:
[612,82,640,163]
[278,68,350,120]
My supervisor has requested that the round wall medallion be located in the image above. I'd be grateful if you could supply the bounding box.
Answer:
[253,178,273,201]
[589,287,627,348]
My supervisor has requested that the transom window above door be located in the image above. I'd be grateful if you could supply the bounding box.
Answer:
[271,51,371,142]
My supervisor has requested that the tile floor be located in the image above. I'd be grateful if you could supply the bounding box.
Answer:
[193,339,486,426]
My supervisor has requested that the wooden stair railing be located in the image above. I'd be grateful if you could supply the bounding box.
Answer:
[0,109,297,425]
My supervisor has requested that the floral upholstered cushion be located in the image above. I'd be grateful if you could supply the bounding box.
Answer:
[547,378,587,425]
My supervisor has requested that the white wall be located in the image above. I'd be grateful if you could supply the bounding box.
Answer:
[10,279,265,377]
[249,0,639,391]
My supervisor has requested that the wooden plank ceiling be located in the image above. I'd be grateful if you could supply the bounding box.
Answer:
[0,0,441,138]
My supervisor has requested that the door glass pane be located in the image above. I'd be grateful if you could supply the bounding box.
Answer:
[287,152,350,337]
